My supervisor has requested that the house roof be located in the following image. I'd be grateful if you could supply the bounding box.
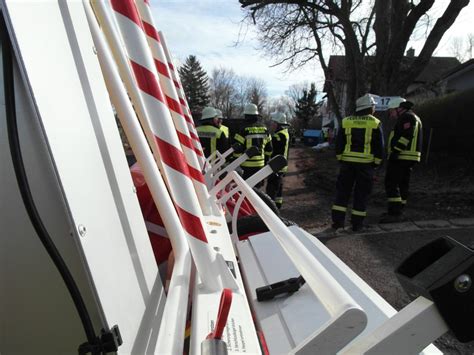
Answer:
[415,56,460,83]
[323,55,460,91]
[439,58,474,81]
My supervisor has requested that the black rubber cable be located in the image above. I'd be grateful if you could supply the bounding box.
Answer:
[1,13,99,354]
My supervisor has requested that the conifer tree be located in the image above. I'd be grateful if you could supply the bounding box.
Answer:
[295,83,318,129]
[179,55,210,119]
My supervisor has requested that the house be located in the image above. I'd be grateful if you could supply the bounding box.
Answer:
[323,52,460,115]
[406,58,474,103]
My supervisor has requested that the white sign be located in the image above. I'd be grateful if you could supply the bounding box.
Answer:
[372,95,400,111]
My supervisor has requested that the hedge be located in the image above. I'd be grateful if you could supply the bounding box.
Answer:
[415,88,474,156]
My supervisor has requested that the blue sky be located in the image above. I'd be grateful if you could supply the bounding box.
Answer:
[150,0,473,98]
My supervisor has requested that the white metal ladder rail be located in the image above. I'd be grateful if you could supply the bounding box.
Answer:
[221,171,368,354]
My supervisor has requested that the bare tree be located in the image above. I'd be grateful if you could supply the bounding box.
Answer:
[209,67,239,118]
[245,77,268,114]
[268,95,296,118]
[468,33,474,59]
[240,0,470,118]
[450,36,466,62]
[208,67,269,118]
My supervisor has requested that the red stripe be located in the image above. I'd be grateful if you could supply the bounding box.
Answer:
[179,97,192,112]
[155,59,171,79]
[168,62,175,71]
[130,61,166,104]
[177,131,195,152]
[155,136,205,184]
[131,62,205,178]
[165,94,185,117]
[190,131,199,141]
[184,114,193,125]
[190,140,203,157]
[175,205,207,242]
[111,0,142,28]
[173,79,181,89]
[143,21,160,43]
[195,147,204,157]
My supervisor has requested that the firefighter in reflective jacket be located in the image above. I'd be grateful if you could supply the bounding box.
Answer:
[233,103,272,185]
[216,109,229,139]
[380,97,422,223]
[331,94,384,232]
[266,112,290,208]
[196,106,229,158]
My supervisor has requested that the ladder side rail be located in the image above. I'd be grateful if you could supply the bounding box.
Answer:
[228,172,368,354]
[84,4,191,353]
[134,0,212,216]
[218,164,274,205]
[94,0,235,291]
[158,31,204,167]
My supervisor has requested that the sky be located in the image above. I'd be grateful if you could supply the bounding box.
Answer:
[150,0,474,99]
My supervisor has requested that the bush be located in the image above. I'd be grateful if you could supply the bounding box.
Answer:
[416,89,474,156]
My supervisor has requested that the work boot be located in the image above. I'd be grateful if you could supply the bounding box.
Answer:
[379,213,403,224]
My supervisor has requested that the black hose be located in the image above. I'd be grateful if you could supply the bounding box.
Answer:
[1,13,99,354]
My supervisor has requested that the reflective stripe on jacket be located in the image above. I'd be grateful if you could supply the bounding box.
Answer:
[220,125,229,138]
[335,114,384,165]
[196,124,228,158]
[388,111,422,162]
[234,123,272,168]
[271,127,290,172]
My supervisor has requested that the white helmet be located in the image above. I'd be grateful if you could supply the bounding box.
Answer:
[215,109,224,119]
[271,112,288,125]
[355,94,376,112]
[200,106,217,120]
[243,103,259,116]
[387,97,406,110]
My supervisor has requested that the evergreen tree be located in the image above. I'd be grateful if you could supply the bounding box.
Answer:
[295,83,318,129]
[178,55,210,119]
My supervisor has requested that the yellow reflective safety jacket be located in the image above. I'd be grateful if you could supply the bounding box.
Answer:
[271,127,290,172]
[388,110,422,162]
[220,124,229,139]
[234,121,272,168]
[335,114,384,165]
[196,124,229,158]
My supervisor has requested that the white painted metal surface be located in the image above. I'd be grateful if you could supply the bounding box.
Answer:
[230,172,368,354]
[237,226,442,354]
[190,212,262,355]
[1,39,102,355]
[2,1,164,353]
[83,2,191,352]
[0,2,454,355]
[341,297,447,355]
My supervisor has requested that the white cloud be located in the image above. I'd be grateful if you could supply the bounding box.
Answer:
[150,0,322,98]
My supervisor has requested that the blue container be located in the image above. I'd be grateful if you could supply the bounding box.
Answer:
[303,129,322,146]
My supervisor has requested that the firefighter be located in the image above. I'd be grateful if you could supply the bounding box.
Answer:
[331,94,384,232]
[233,103,272,186]
[216,109,229,139]
[266,112,290,208]
[380,97,422,223]
[196,106,229,158]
